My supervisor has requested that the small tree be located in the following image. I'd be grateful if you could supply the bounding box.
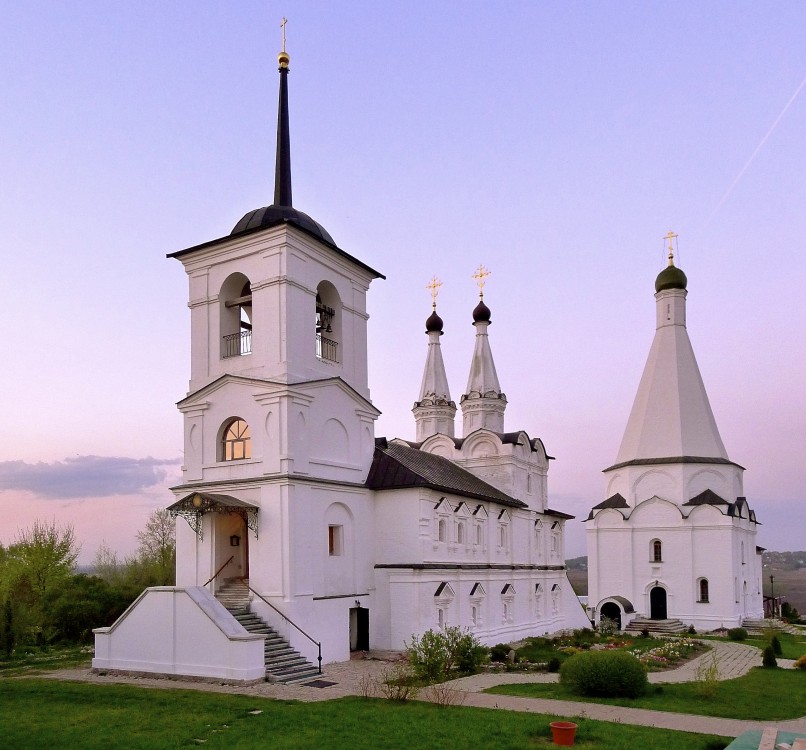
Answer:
[135,510,176,585]
[407,626,487,682]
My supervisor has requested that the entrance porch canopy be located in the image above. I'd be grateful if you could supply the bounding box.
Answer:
[167,492,258,540]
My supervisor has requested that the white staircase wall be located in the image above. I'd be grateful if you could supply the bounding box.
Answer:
[93,586,265,682]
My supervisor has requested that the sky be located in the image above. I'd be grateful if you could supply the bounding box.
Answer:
[0,2,804,565]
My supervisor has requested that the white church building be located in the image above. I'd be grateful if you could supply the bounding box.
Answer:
[585,238,764,632]
[93,46,588,684]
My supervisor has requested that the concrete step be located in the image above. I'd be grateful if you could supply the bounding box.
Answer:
[625,617,687,634]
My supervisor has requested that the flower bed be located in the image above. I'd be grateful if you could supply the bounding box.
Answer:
[628,638,704,671]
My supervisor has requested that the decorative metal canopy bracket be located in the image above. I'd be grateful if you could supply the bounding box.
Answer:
[168,493,259,541]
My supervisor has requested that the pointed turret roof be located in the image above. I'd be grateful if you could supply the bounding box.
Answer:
[460,273,507,436]
[611,255,728,468]
[413,284,456,440]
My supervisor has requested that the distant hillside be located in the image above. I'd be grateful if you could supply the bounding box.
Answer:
[566,556,588,571]
[762,550,806,571]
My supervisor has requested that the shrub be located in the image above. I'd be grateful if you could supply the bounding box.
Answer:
[598,616,619,636]
[559,650,648,698]
[407,626,486,681]
[640,628,650,639]
[407,630,448,682]
[379,664,419,701]
[695,651,721,699]
[727,627,748,641]
[490,643,510,663]
[762,645,778,668]
[688,624,697,635]
[770,635,782,656]
[793,654,806,670]
[547,656,561,673]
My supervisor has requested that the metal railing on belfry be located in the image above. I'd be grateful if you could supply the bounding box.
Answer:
[223,330,252,357]
[247,584,322,674]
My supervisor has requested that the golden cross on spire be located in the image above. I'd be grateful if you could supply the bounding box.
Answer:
[280,17,288,53]
[426,276,442,309]
[472,264,491,298]
[664,230,678,267]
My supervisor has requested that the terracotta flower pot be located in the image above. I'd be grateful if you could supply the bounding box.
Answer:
[549,721,578,746]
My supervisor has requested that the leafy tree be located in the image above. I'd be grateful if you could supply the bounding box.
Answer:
[10,520,79,599]
[134,510,176,585]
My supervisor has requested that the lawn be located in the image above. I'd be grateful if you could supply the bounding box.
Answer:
[486,667,806,721]
[699,632,806,660]
[745,633,806,660]
[0,678,731,750]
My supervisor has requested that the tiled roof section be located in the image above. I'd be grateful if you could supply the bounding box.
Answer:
[683,489,728,506]
[366,439,526,508]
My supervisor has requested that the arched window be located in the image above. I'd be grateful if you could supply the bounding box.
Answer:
[698,578,709,603]
[222,419,251,461]
[652,539,663,562]
[457,522,465,545]
[475,524,483,546]
[438,519,446,543]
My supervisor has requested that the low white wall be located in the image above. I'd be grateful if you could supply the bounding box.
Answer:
[93,586,265,683]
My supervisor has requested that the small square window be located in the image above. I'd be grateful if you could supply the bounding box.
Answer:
[328,525,343,556]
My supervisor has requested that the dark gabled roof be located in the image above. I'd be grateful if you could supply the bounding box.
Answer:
[592,493,629,510]
[683,489,728,506]
[469,582,484,596]
[544,508,575,520]
[434,582,452,597]
[366,439,526,508]
[585,493,629,521]
[604,456,745,472]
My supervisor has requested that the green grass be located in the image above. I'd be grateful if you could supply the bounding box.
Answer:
[700,632,806,660]
[0,679,731,750]
[486,667,806,720]
[745,633,806,660]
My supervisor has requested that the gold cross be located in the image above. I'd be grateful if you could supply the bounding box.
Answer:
[280,17,288,53]
[664,230,678,266]
[426,276,442,309]
[472,264,491,298]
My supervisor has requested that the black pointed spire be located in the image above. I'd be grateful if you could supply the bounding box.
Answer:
[273,50,292,207]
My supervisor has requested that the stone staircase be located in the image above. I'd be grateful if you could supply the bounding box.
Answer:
[742,617,802,636]
[624,616,688,635]
[216,579,321,684]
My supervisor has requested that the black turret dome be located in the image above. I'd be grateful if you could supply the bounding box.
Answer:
[472,299,491,323]
[655,265,688,292]
[232,205,335,246]
[425,310,444,333]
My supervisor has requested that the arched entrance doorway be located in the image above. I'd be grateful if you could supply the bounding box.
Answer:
[599,601,622,629]
[650,586,667,619]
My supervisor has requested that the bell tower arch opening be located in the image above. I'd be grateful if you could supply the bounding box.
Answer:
[220,273,253,358]
[315,280,341,363]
